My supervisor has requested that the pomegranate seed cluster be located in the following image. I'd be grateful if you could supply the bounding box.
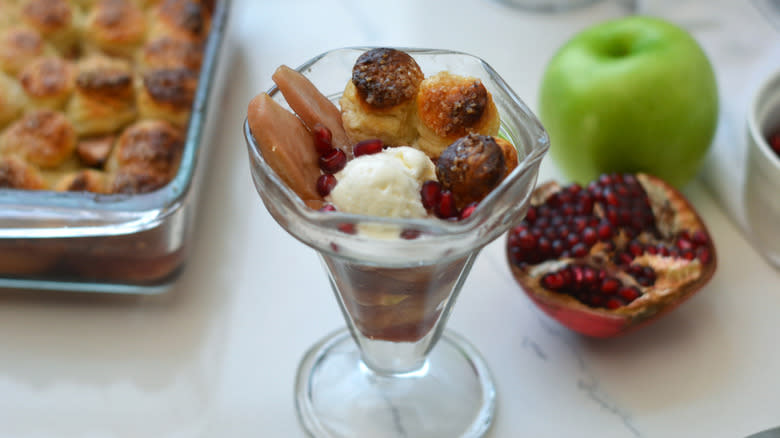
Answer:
[313,124,478,222]
[419,180,477,220]
[613,229,712,268]
[507,173,714,310]
[508,173,656,267]
[541,264,641,310]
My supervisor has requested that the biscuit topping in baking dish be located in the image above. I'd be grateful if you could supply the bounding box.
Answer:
[248,48,519,224]
[0,0,216,194]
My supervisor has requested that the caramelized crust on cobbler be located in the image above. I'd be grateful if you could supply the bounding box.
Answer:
[75,56,135,100]
[351,48,424,110]
[67,55,137,135]
[19,56,77,109]
[110,119,184,177]
[0,156,47,190]
[109,167,172,194]
[0,26,53,77]
[138,67,198,126]
[20,0,73,36]
[141,36,204,71]
[19,0,81,55]
[84,0,147,57]
[151,0,212,42]
[0,110,77,168]
[0,0,217,194]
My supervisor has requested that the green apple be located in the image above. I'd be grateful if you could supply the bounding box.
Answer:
[539,16,718,188]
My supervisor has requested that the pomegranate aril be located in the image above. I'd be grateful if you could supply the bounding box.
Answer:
[525,207,537,223]
[541,272,565,290]
[319,149,347,174]
[312,123,333,155]
[582,227,598,245]
[338,223,356,234]
[459,202,478,220]
[571,243,588,257]
[515,229,536,250]
[434,190,458,219]
[353,138,384,157]
[606,297,624,310]
[692,230,709,246]
[628,241,643,256]
[597,223,613,240]
[618,286,641,301]
[319,204,336,212]
[316,174,337,197]
[420,180,441,210]
[401,229,421,240]
[696,247,712,264]
[600,278,620,294]
[676,238,694,251]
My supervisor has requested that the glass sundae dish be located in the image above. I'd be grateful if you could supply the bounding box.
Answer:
[244,48,548,438]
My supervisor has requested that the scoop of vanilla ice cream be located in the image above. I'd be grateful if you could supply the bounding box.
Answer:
[328,146,436,219]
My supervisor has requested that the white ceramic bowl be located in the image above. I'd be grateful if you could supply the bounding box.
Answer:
[744,67,780,268]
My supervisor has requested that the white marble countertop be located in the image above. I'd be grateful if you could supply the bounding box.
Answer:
[1,1,779,437]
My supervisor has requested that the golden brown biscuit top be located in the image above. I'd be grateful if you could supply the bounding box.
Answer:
[0,156,46,190]
[351,48,423,109]
[19,56,76,99]
[21,0,73,35]
[0,27,46,63]
[0,109,76,168]
[76,57,134,100]
[110,167,171,194]
[156,0,211,41]
[142,36,204,71]
[417,72,490,138]
[142,67,198,109]
[115,120,184,174]
[88,0,147,44]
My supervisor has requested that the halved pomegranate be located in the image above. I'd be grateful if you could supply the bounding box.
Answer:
[506,173,717,338]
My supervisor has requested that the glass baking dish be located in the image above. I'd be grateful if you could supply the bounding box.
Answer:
[0,0,231,294]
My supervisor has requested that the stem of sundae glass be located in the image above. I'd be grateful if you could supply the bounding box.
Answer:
[319,251,478,375]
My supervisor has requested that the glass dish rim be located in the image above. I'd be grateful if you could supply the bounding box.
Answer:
[245,46,550,237]
[0,0,232,239]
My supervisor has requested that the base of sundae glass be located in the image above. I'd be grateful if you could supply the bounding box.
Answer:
[295,328,496,438]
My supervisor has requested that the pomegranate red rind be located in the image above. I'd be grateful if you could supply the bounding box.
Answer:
[506,173,717,338]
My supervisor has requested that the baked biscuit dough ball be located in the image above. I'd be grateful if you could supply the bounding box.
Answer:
[0,156,47,190]
[136,67,198,127]
[66,55,137,136]
[139,35,203,71]
[340,48,423,147]
[18,55,77,110]
[54,168,108,193]
[83,0,147,59]
[413,71,499,158]
[106,119,184,193]
[0,109,77,168]
[148,0,212,43]
[0,71,27,129]
[0,2,19,31]
[0,26,56,77]
[19,0,82,56]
